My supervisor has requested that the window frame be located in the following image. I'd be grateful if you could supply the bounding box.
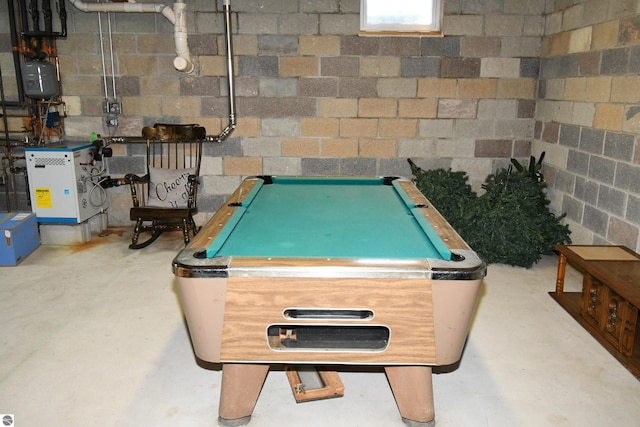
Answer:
[360,0,443,35]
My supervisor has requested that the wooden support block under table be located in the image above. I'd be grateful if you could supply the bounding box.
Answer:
[285,366,345,403]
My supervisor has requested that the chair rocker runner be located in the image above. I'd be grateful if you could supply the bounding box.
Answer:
[126,124,205,249]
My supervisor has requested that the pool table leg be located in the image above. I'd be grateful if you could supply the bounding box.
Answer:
[385,366,436,427]
[218,363,270,427]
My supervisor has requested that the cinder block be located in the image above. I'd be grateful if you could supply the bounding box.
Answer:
[458,79,498,98]
[300,35,340,56]
[398,99,437,119]
[262,157,302,175]
[607,217,639,251]
[319,98,358,117]
[238,13,278,35]
[441,58,481,78]
[481,58,521,78]
[564,77,586,101]
[258,35,298,57]
[438,99,477,119]
[485,15,525,37]
[443,15,483,36]
[572,102,596,127]
[360,57,400,78]
[562,4,584,32]
[322,57,360,77]
[321,138,359,157]
[379,119,417,138]
[590,157,616,186]
[224,157,262,176]
[359,138,397,157]
[569,27,592,53]
[548,32,571,56]
[301,118,340,137]
[339,118,378,137]
[615,162,640,193]
[161,96,201,117]
[358,98,398,118]
[261,117,300,137]
[497,79,536,99]
[298,77,338,97]
[382,37,421,57]
[280,57,318,77]
[377,78,417,98]
[337,77,377,98]
[401,58,440,78]
[460,37,501,57]
[319,14,360,35]
[282,138,321,157]
[591,20,619,50]
[417,78,457,98]
[594,103,624,131]
[585,76,611,102]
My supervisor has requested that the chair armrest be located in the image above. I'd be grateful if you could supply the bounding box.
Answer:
[124,173,149,184]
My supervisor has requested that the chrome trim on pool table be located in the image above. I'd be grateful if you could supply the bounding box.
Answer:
[172,249,486,281]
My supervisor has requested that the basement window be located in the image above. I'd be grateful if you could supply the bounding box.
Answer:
[360,0,442,35]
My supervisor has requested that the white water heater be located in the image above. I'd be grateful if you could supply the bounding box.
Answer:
[25,142,105,223]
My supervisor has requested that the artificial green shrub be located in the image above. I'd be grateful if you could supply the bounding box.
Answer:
[407,159,476,233]
[408,155,571,268]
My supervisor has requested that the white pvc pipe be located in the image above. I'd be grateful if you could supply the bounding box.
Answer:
[68,0,175,23]
[68,0,195,73]
[172,1,193,73]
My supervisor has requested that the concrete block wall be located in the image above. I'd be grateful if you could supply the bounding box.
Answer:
[537,0,640,251]
[4,1,639,249]
[16,0,537,225]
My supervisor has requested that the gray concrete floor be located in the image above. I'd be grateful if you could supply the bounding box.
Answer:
[1,229,639,427]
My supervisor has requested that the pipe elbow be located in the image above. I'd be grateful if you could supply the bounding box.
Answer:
[68,0,89,12]
[159,5,175,25]
[173,56,194,74]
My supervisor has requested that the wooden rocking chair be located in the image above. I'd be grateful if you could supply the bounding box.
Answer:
[125,124,205,249]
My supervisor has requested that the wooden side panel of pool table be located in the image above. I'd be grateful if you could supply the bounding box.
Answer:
[219,277,436,365]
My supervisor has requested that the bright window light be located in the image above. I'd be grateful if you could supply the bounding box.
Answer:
[361,0,442,33]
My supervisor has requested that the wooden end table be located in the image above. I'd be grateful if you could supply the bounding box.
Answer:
[551,245,640,380]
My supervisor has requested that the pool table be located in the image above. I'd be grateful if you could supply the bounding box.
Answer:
[172,176,486,427]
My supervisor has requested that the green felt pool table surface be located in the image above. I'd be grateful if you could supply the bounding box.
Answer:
[205,176,450,260]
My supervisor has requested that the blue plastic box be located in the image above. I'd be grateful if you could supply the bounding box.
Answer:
[0,212,40,266]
